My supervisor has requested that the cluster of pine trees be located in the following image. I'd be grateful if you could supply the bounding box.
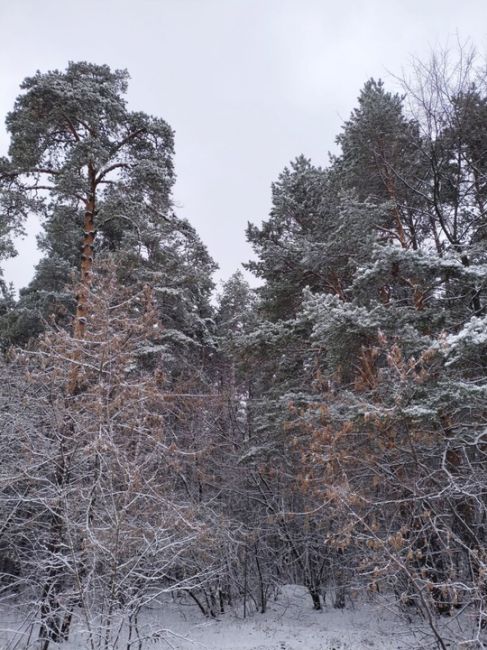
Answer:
[0,47,487,649]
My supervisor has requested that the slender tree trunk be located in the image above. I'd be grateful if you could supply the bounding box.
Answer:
[74,193,96,340]
[254,546,267,613]
[69,165,97,393]
[37,441,69,650]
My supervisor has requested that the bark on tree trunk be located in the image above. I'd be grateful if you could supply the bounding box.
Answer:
[68,166,97,394]
[74,195,96,340]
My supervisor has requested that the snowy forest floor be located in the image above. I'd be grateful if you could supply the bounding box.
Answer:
[0,585,482,650]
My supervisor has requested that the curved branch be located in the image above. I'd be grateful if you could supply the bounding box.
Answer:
[96,162,129,184]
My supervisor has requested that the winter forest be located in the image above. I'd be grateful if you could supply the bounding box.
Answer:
[1,43,487,650]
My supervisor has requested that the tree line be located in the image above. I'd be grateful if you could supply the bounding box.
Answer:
[0,46,487,649]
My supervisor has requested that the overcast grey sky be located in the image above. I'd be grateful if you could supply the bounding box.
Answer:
[1,0,486,292]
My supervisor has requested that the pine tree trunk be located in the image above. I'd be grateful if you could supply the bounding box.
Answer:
[68,166,97,393]
[74,194,96,340]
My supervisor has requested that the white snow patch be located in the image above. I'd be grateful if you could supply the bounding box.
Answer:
[0,586,459,650]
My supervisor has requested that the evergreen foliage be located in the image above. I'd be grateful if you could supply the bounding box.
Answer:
[1,47,487,649]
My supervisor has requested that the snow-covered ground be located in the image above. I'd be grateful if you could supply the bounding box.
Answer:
[0,586,480,649]
[149,586,418,650]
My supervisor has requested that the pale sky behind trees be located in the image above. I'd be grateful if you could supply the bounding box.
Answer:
[1,0,486,291]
